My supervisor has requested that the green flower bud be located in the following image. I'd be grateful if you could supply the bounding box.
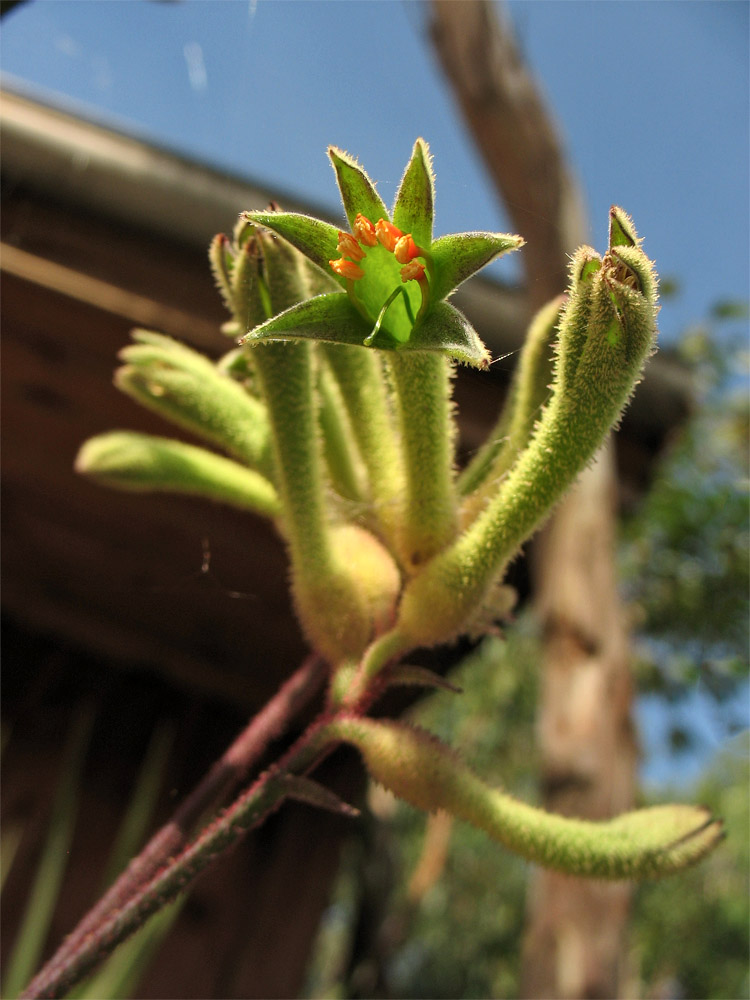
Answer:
[395,208,658,648]
[75,432,279,517]
[327,717,723,880]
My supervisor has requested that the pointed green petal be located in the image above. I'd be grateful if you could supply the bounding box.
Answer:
[240,293,488,365]
[430,232,524,301]
[328,146,389,228]
[240,293,375,348]
[407,300,491,368]
[392,138,434,248]
[242,211,342,282]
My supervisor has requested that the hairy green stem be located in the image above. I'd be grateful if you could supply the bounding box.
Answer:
[317,360,366,502]
[252,341,332,574]
[321,343,405,546]
[388,351,457,570]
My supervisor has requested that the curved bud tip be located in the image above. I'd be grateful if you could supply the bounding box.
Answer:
[570,247,602,285]
[606,243,659,306]
[609,205,639,248]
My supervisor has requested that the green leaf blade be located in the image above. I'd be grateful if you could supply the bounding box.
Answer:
[241,293,374,348]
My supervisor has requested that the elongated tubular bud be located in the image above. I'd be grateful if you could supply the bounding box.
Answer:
[459,294,564,503]
[553,248,601,390]
[76,432,280,518]
[114,355,274,480]
[317,361,367,502]
[208,234,235,313]
[387,351,458,572]
[320,343,406,553]
[396,215,658,646]
[253,340,400,665]
[327,717,723,880]
[230,236,270,331]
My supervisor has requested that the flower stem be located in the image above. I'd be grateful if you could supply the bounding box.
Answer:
[317,361,366,503]
[321,344,405,547]
[252,341,333,574]
[388,351,457,571]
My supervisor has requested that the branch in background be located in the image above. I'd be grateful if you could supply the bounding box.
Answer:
[427,6,638,998]
[429,0,587,307]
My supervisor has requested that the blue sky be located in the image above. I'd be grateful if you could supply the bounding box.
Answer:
[1,0,748,344]
[2,0,748,786]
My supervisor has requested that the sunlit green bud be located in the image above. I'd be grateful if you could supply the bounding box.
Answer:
[230,233,269,330]
[76,432,279,517]
[327,717,723,880]
[554,247,601,389]
[396,208,659,648]
[114,334,273,478]
[293,523,401,665]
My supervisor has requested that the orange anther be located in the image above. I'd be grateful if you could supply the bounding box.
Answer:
[400,260,426,283]
[337,231,365,261]
[353,213,378,247]
[375,218,402,252]
[330,258,365,280]
[394,233,420,264]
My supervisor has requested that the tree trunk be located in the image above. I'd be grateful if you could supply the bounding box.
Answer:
[428,5,637,996]
[522,444,637,999]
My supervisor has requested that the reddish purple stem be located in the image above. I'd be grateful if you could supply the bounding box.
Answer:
[21,654,326,1000]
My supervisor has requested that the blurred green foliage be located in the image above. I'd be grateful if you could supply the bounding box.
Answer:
[621,313,749,699]
[1,718,182,1000]
[631,737,749,1000]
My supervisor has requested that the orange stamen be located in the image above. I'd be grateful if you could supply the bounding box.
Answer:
[394,233,420,264]
[330,258,365,280]
[375,218,403,252]
[353,213,378,247]
[337,231,365,261]
[400,260,426,283]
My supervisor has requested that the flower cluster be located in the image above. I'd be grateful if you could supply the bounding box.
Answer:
[239,140,524,367]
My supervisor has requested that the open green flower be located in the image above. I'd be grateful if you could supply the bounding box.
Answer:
[240,139,523,367]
